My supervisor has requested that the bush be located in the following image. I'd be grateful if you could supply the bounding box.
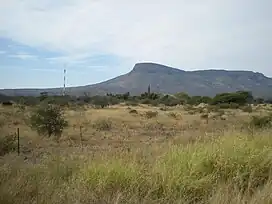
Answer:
[160,98,180,106]
[159,107,168,111]
[145,111,158,119]
[129,109,138,114]
[168,112,179,119]
[150,100,160,107]
[92,118,112,131]
[200,113,209,119]
[140,99,153,105]
[249,115,272,129]
[211,91,253,106]
[29,104,68,138]
[0,134,17,156]
[126,101,139,107]
[159,95,181,106]
[207,105,220,112]
[216,109,225,116]
[91,96,110,108]
[0,116,5,129]
[241,105,253,113]
[108,97,120,106]
[217,103,240,109]
[188,96,212,105]
[188,110,195,115]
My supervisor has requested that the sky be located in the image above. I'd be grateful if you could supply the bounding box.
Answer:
[0,0,271,89]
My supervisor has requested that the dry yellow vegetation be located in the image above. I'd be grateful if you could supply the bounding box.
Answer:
[0,103,272,204]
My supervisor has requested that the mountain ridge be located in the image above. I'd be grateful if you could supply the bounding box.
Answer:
[1,62,272,98]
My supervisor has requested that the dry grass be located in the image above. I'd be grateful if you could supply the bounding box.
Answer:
[1,104,272,203]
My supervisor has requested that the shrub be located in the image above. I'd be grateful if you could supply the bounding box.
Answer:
[241,105,253,113]
[159,107,168,111]
[150,100,160,107]
[159,95,181,107]
[168,112,178,119]
[145,111,158,119]
[229,102,240,109]
[29,104,68,138]
[174,92,190,103]
[0,116,5,129]
[188,110,195,115]
[91,96,110,108]
[207,105,220,112]
[188,96,212,105]
[108,97,120,106]
[249,114,272,129]
[211,91,253,105]
[92,118,112,131]
[160,98,180,107]
[0,134,17,156]
[129,109,138,114]
[196,108,205,114]
[217,103,240,109]
[126,101,139,107]
[200,113,209,119]
[140,99,153,105]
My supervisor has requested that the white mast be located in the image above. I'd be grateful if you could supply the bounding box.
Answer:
[63,64,66,96]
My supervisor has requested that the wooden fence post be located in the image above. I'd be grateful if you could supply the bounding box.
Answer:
[17,127,20,155]
[80,126,83,148]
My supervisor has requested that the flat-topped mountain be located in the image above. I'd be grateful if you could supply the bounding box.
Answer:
[1,62,272,97]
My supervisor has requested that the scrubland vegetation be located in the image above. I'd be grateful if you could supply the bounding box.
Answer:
[1,90,272,203]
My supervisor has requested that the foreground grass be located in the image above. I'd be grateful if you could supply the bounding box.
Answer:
[1,134,272,204]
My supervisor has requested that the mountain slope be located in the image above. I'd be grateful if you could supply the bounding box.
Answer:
[1,62,272,97]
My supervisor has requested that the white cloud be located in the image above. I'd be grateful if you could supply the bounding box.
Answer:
[8,52,37,60]
[0,51,6,54]
[30,68,60,72]
[46,53,90,65]
[0,0,271,74]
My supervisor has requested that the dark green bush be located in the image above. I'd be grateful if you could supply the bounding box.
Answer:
[188,96,212,105]
[91,96,110,108]
[30,104,68,138]
[211,91,253,106]
[159,95,181,106]
[217,103,240,109]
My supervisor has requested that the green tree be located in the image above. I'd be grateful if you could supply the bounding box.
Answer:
[211,91,253,105]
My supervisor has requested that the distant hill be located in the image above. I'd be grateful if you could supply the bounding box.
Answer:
[1,62,272,98]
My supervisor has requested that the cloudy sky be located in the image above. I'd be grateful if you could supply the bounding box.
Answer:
[0,0,271,88]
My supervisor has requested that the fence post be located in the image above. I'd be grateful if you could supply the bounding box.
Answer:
[80,125,83,148]
[17,127,20,155]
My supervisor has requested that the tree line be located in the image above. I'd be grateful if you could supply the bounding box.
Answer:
[1,90,272,108]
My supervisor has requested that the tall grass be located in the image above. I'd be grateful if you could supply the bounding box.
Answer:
[1,134,272,203]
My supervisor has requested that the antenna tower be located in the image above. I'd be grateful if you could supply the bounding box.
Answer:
[63,65,66,96]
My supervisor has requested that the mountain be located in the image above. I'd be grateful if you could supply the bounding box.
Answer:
[1,62,272,97]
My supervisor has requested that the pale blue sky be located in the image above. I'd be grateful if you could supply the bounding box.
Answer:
[0,0,271,89]
[0,37,127,88]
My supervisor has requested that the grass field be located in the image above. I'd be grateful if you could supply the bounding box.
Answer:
[1,103,272,204]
